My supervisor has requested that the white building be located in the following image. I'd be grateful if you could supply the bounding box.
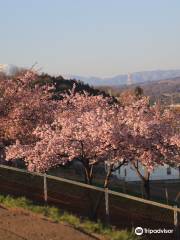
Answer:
[113,163,180,182]
[127,73,133,85]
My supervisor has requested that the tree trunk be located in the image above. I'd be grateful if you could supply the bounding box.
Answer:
[92,167,112,221]
[143,179,151,200]
[83,163,92,184]
[132,162,151,199]
[92,162,126,221]
[143,168,150,199]
[83,163,95,219]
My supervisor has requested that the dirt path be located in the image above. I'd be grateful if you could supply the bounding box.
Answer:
[0,206,97,240]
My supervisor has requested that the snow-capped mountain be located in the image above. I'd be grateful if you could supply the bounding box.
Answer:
[0,64,20,75]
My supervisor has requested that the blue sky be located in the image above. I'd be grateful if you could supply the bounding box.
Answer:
[1,0,180,77]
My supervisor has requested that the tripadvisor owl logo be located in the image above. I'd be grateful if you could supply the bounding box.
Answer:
[135,227,143,236]
[135,227,174,235]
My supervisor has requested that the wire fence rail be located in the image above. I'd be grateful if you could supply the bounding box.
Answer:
[0,164,179,240]
[112,176,180,201]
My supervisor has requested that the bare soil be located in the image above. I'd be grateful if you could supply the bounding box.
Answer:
[0,206,96,240]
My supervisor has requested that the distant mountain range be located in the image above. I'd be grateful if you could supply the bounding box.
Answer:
[1,65,180,87]
[67,69,180,86]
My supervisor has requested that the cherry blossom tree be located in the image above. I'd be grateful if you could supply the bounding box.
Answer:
[117,97,180,199]
[6,87,124,219]
[2,70,56,142]
[5,80,180,202]
[0,70,57,167]
[6,87,119,177]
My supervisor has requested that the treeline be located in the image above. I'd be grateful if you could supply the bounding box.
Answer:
[0,70,179,209]
[98,77,180,105]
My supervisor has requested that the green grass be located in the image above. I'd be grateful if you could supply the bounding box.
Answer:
[0,194,139,240]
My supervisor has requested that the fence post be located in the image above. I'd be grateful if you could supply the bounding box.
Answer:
[173,205,179,240]
[105,187,109,225]
[165,188,169,205]
[44,173,48,203]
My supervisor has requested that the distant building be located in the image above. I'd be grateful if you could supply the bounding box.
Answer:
[127,73,133,85]
[112,163,180,182]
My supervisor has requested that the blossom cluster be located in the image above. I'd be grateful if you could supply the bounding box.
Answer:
[5,80,180,174]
